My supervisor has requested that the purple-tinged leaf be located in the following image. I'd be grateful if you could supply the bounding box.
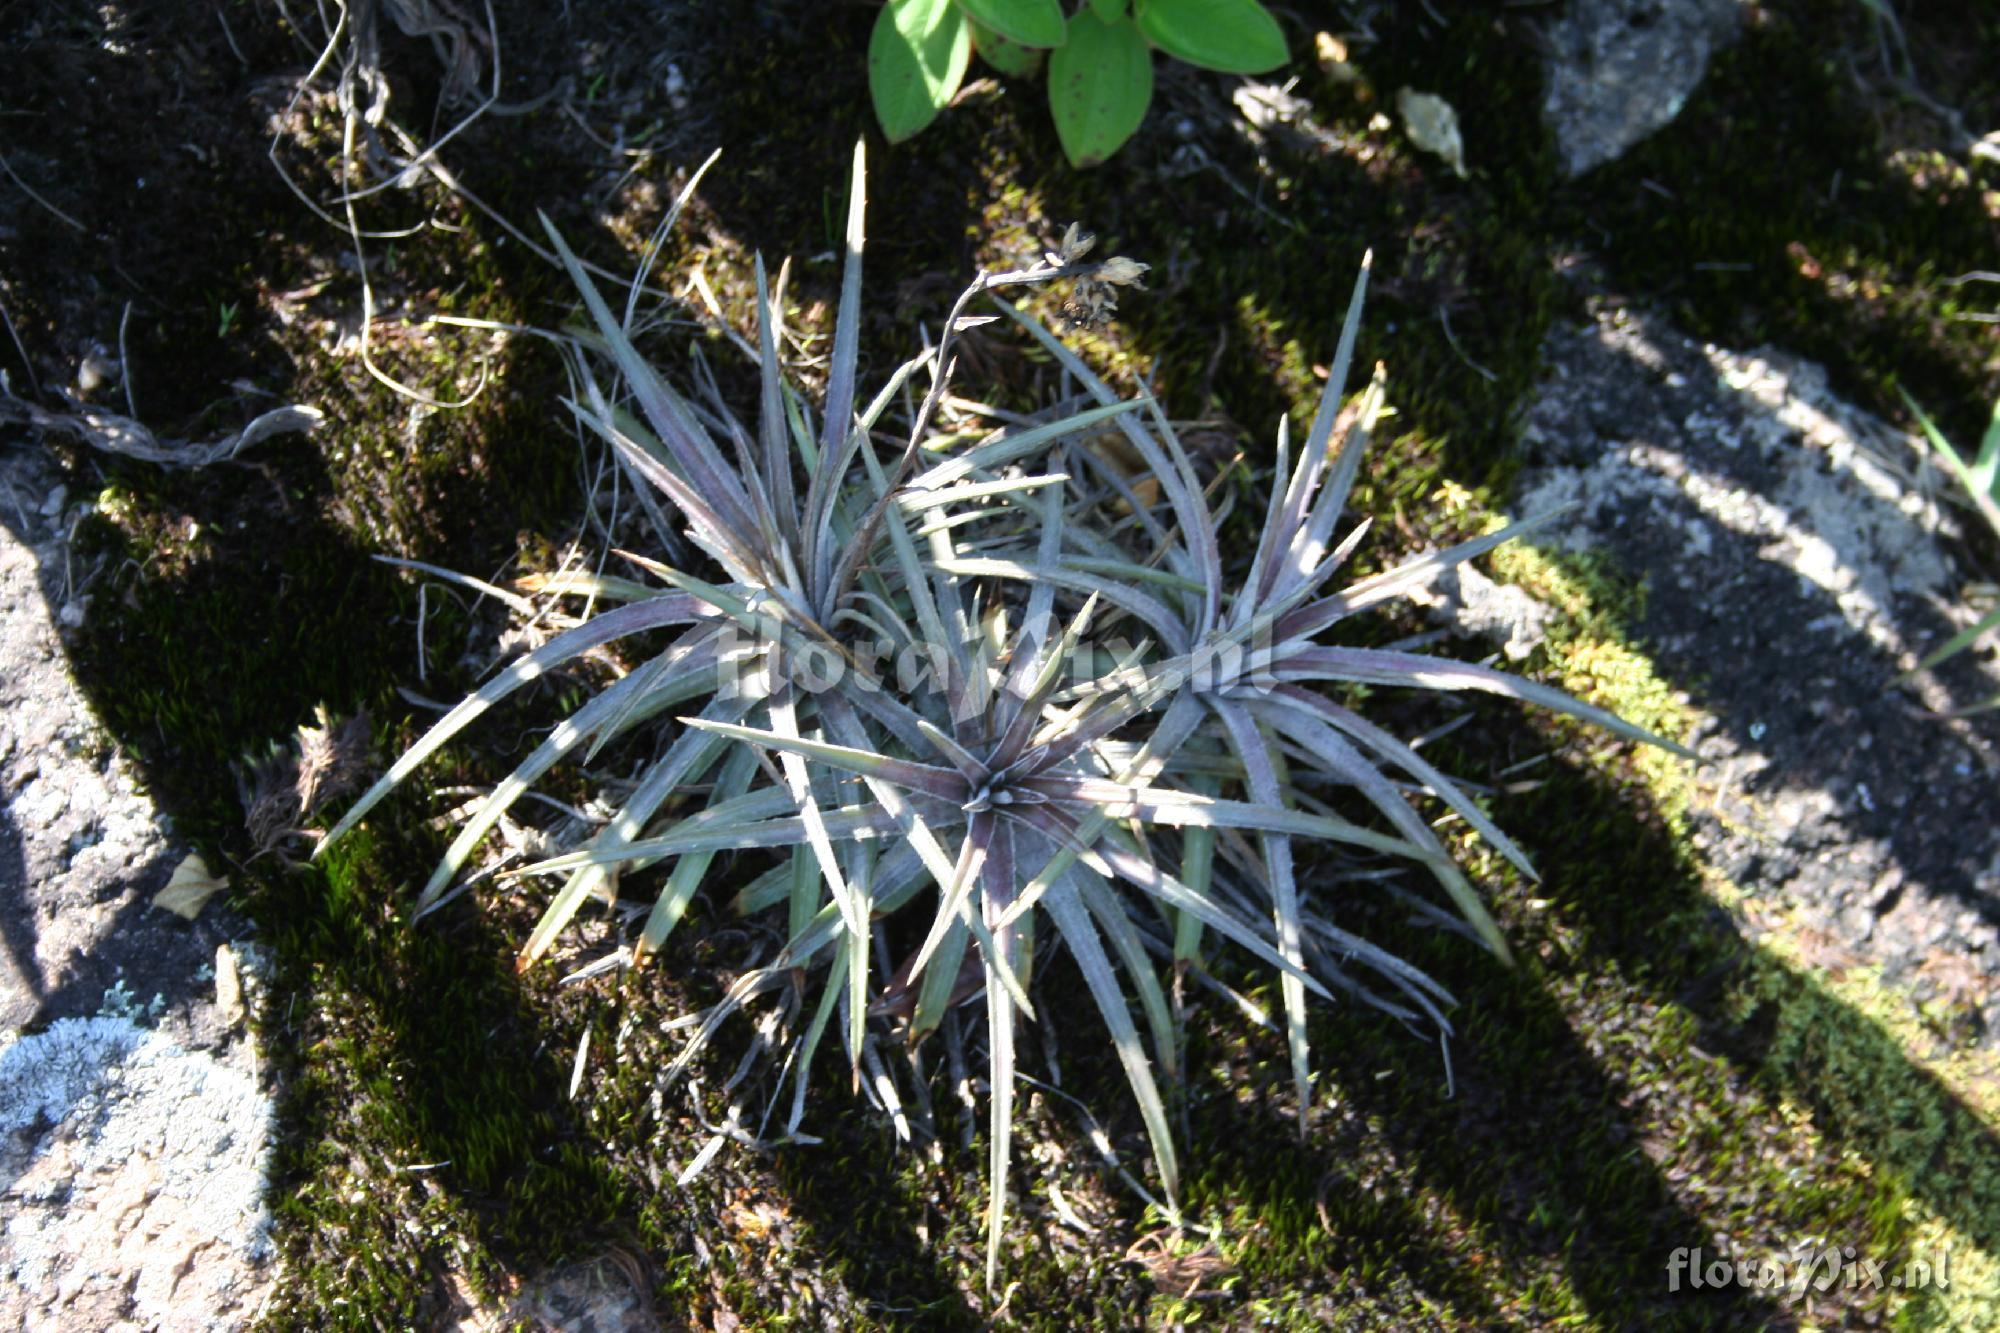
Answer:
[1264,683,1536,881]
[543,217,762,545]
[1043,879,1179,1208]
[1247,691,1510,962]
[1211,699,1313,1122]
[754,254,801,550]
[807,141,870,600]
[684,718,967,801]
[1277,507,1571,639]
[1258,256,1371,605]
[318,594,710,855]
[1266,645,1694,757]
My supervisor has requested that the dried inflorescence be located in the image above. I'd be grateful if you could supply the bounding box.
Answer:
[1048,222,1150,329]
[242,706,372,859]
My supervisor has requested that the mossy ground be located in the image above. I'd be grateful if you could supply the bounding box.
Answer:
[4,0,1997,1326]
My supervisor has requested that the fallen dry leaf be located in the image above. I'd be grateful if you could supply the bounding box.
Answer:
[153,853,228,919]
[1397,88,1468,178]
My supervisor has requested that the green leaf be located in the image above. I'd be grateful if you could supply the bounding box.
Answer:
[1090,0,1128,19]
[1907,600,2000,676]
[968,19,1045,77]
[1899,386,2000,537]
[956,0,1064,48]
[1134,0,1288,75]
[870,0,973,143]
[1974,395,2000,498]
[1047,10,1152,167]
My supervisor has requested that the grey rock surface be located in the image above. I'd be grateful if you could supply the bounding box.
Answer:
[0,1015,276,1330]
[1543,0,1744,177]
[0,439,277,1329]
[0,443,191,1036]
[1454,293,2000,1044]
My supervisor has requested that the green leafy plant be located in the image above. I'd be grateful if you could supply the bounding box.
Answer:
[869,0,1289,166]
[1897,387,2000,713]
[319,145,1683,1287]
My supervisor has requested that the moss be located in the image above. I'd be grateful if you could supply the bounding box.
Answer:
[1721,933,2000,1333]
[1481,532,1703,818]
[254,830,638,1325]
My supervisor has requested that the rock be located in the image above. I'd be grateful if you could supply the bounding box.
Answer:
[3,442,276,1326]
[1505,289,2000,1047]
[1409,563,1552,660]
[2,441,238,1040]
[0,1017,276,1329]
[1541,0,1743,177]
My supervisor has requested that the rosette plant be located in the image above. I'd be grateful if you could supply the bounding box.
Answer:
[319,144,1684,1286]
[869,0,1290,166]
